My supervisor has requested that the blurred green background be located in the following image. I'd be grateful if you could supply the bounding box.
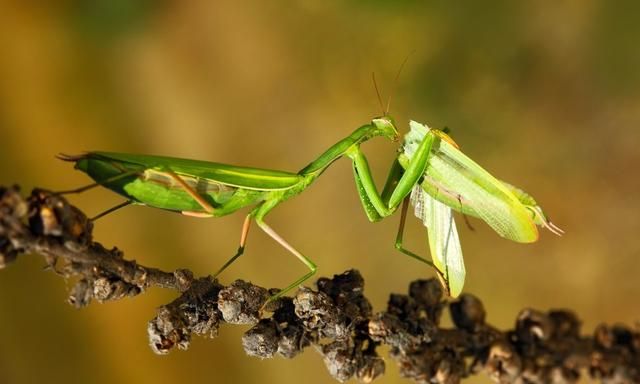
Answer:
[1,1,639,383]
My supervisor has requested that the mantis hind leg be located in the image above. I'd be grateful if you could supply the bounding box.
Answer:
[55,166,139,221]
[213,213,253,278]
[255,215,317,303]
[164,169,216,214]
[55,170,140,195]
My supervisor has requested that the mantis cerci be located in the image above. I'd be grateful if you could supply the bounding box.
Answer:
[58,116,561,302]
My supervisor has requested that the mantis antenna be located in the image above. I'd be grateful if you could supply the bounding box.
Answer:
[372,72,386,116]
[385,52,414,116]
[372,52,414,117]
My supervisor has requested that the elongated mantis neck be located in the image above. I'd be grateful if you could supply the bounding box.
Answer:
[297,123,389,177]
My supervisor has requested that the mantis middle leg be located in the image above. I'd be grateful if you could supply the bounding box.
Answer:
[164,170,257,277]
[214,213,253,277]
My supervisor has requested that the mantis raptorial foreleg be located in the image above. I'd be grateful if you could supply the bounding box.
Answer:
[350,149,395,217]
[380,158,404,206]
[352,158,384,222]
[348,133,443,277]
[348,132,439,219]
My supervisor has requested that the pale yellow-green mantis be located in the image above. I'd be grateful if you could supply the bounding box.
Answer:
[396,121,563,296]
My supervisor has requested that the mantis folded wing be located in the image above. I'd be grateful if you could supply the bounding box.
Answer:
[401,121,562,242]
[409,184,465,297]
[403,124,465,296]
[399,120,561,296]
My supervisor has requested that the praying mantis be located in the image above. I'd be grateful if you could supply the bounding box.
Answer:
[59,115,561,301]
[399,121,562,296]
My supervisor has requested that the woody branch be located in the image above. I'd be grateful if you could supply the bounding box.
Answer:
[0,185,637,383]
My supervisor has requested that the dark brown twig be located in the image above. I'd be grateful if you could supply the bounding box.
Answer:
[1,185,638,383]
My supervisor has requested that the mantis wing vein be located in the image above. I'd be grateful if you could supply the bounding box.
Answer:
[410,186,465,297]
[408,121,538,243]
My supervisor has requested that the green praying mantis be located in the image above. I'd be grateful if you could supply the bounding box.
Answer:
[58,115,561,301]
[400,121,562,296]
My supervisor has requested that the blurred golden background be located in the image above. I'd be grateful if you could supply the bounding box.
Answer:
[1,1,639,383]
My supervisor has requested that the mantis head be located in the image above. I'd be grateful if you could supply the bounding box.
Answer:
[371,116,400,142]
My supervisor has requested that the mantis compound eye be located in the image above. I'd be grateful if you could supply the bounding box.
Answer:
[371,116,399,141]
